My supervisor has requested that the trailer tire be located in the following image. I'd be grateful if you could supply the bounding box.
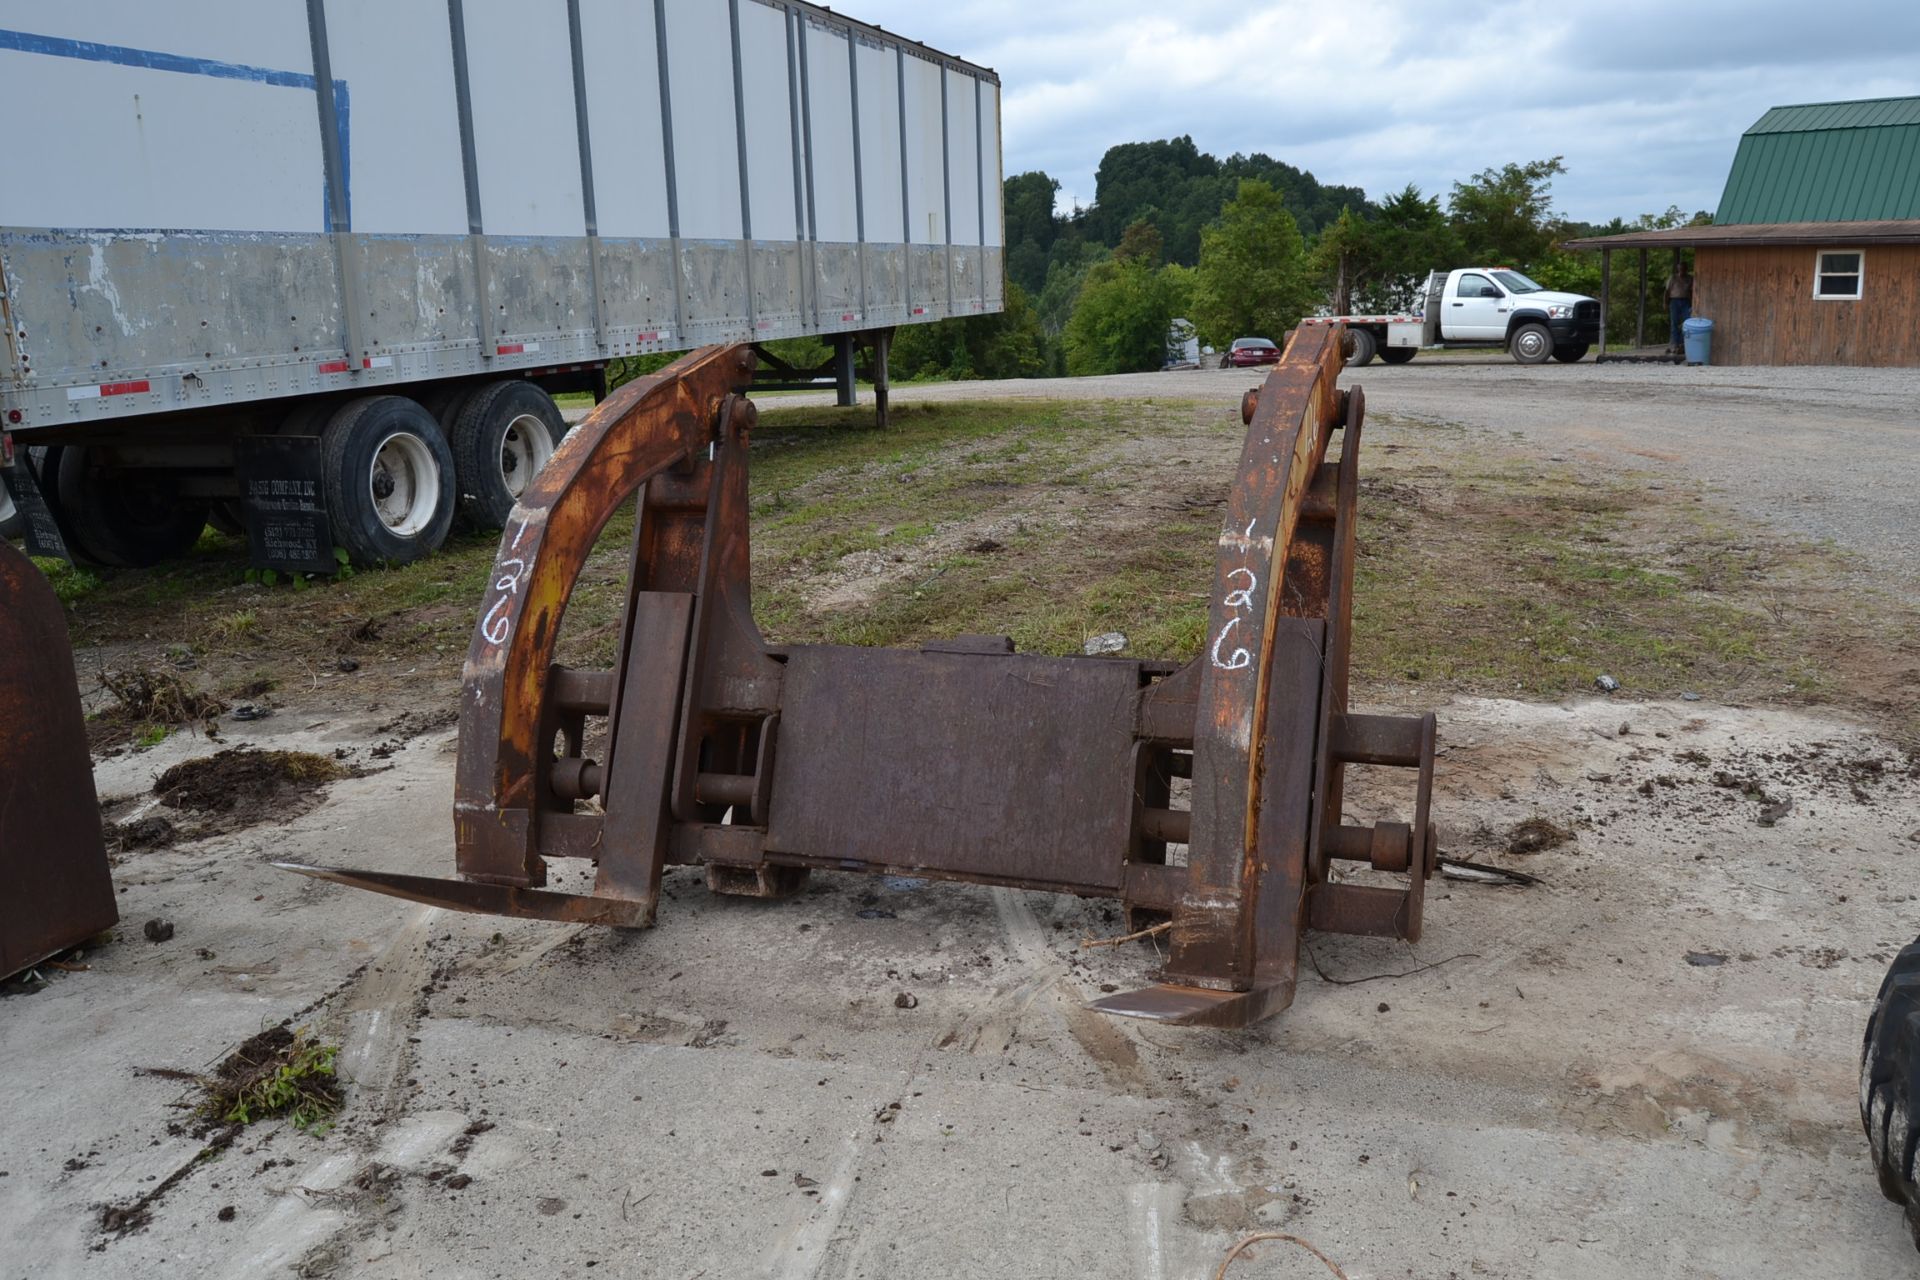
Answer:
[54,446,209,568]
[321,396,456,567]
[207,501,246,537]
[1863,937,1920,1249]
[1552,343,1590,363]
[448,381,565,530]
[1345,328,1378,366]
[1380,346,1416,365]
[1510,323,1554,364]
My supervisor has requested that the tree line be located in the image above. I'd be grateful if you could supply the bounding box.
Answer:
[884,142,1709,382]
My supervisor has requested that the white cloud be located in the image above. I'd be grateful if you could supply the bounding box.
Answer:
[849,0,1920,222]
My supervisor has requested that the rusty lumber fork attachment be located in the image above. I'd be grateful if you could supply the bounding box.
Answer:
[282,326,1445,1029]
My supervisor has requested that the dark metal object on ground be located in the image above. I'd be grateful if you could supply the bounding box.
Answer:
[284,328,1444,1027]
[0,537,118,978]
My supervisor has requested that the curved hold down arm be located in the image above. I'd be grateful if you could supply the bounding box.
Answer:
[452,344,755,894]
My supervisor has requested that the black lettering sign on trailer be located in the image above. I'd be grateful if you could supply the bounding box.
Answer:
[3,457,72,562]
[236,435,336,574]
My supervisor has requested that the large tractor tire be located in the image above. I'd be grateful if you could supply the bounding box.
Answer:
[1345,328,1378,367]
[1380,346,1417,365]
[1863,937,1920,1248]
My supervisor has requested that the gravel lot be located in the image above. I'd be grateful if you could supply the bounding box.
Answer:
[789,360,1920,595]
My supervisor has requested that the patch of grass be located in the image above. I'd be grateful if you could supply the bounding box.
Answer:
[134,724,170,750]
[209,609,257,644]
[32,556,101,604]
[1346,443,1855,709]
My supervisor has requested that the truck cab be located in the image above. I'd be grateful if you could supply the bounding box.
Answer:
[1428,268,1599,363]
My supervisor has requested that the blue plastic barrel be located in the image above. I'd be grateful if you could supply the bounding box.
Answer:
[1682,316,1714,366]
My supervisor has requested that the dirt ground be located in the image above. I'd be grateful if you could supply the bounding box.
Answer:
[4,361,1920,1279]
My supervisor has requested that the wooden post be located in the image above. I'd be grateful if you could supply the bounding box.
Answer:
[1599,248,1610,358]
[1635,248,1647,351]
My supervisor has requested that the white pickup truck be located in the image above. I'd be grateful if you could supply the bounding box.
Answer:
[1300,268,1602,366]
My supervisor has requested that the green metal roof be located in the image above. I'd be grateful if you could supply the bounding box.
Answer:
[1715,96,1920,224]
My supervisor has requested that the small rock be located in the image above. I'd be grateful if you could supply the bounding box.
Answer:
[1681,691,1702,702]
[1594,674,1620,693]
[1376,1002,1391,1014]
[230,704,271,722]
[1685,951,1729,967]
[336,658,360,673]
[793,1172,818,1189]
[761,1169,778,1177]
[1758,797,1795,827]
[216,1205,235,1222]
[1136,1129,1161,1153]
[893,992,918,1009]
[966,538,1004,554]
[142,918,175,944]
[444,1174,472,1190]
[1083,632,1127,657]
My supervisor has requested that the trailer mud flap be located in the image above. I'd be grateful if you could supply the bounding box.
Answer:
[4,451,73,561]
[237,434,335,574]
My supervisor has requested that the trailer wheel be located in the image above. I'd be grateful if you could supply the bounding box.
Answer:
[1510,324,1554,364]
[449,382,565,530]
[1380,347,1416,365]
[1864,938,1920,1248]
[1552,343,1589,363]
[321,396,456,567]
[54,446,209,568]
[207,501,246,537]
[1345,328,1378,366]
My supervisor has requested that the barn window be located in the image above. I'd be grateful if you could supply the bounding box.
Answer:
[1814,250,1864,299]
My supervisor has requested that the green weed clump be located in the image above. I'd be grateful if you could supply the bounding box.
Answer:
[206,1025,343,1134]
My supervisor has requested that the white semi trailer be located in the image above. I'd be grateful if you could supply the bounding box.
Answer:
[0,0,1003,569]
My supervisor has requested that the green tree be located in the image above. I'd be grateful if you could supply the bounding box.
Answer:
[1113,217,1164,266]
[1369,184,1464,311]
[1062,257,1184,375]
[1448,157,1567,269]
[1003,171,1062,295]
[1310,208,1378,315]
[888,282,1048,381]
[1191,180,1315,346]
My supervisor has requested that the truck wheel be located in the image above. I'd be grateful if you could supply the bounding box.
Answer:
[54,446,209,568]
[1345,328,1378,366]
[1380,347,1416,365]
[320,396,457,567]
[1552,343,1589,363]
[1864,938,1920,1248]
[448,382,565,530]
[1510,324,1553,364]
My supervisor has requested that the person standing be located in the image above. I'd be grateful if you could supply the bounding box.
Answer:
[1667,258,1694,355]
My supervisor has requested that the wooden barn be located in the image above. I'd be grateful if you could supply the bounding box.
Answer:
[1567,96,1920,365]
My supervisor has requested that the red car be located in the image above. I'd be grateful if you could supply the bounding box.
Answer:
[1224,337,1281,367]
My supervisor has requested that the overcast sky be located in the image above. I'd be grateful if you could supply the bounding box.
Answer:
[852,0,1920,225]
